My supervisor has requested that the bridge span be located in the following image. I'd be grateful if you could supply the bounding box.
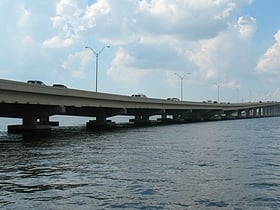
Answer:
[1,79,280,133]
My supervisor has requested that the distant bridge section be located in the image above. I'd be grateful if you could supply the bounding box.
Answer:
[0,79,280,133]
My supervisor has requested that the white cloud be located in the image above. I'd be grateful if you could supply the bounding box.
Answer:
[56,0,80,17]
[22,35,33,45]
[49,0,251,44]
[238,16,256,39]
[71,70,85,79]
[188,15,256,87]
[0,0,268,100]
[17,4,31,28]
[96,0,253,86]
[190,35,234,81]
[51,0,91,39]
[62,50,91,79]
[256,30,280,74]
[42,36,74,48]
[166,70,177,88]
[43,0,254,87]
[134,0,252,40]
[107,48,155,82]
[222,79,240,89]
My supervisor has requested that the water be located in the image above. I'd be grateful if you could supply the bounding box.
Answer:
[1,117,280,209]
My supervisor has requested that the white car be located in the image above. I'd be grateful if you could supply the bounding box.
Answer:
[27,80,46,85]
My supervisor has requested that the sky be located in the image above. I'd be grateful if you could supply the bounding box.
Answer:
[1,0,280,103]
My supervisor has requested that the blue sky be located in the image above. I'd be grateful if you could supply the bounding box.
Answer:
[1,0,280,102]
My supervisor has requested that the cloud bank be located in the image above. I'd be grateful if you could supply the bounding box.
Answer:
[1,0,280,100]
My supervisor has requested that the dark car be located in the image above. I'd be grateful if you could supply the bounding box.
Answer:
[167,97,180,101]
[132,94,147,98]
[52,84,67,88]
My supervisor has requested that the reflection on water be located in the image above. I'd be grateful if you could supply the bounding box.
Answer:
[1,118,280,209]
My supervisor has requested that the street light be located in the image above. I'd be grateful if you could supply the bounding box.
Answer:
[214,82,221,103]
[236,87,240,103]
[85,45,110,92]
[175,73,190,101]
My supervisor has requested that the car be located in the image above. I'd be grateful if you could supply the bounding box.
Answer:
[27,80,46,85]
[131,94,147,98]
[52,84,67,88]
[167,97,180,101]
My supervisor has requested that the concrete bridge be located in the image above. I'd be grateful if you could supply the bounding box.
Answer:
[0,79,280,133]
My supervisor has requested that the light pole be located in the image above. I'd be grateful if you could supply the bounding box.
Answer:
[85,45,110,92]
[215,82,220,103]
[175,73,189,101]
[236,87,239,103]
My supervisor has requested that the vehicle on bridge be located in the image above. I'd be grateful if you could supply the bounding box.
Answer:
[167,97,180,101]
[132,94,147,98]
[53,84,67,88]
[27,80,46,85]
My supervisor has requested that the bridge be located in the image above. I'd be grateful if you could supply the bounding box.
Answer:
[0,78,280,133]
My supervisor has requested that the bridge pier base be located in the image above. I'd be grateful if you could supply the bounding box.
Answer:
[86,115,116,129]
[8,124,51,134]
[157,114,174,124]
[8,117,51,134]
[133,115,155,126]
[172,114,185,123]
[86,120,116,129]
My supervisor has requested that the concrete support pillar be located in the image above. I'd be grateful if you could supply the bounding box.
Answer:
[273,106,278,116]
[86,114,115,129]
[142,115,149,121]
[263,107,267,116]
[246,109,250,118]
[259,108,262,117]
[23,117,37,126]
[264,107,267,116]
[274,106,278,116]
[237,110,242,118]
[223,111,233,119]
[172,114,180,121]
[253,108,257,117]
[38,116,50,125]
[275,107,277,116]
[161,113,167,120]
[96,115,107,123]
[158,113,171,124]
[8,116,51,134]
[267,107,271,116]
[272,107,275,116]
[172,114,185,123]
[134,115,141,121]
[269,107,272,116]
[277,106,280,116]
[133,114,152,126]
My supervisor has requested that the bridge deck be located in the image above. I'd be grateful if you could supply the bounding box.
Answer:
[1,79,280,133]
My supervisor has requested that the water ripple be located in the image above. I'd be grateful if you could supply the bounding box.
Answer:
[1,118,280,209]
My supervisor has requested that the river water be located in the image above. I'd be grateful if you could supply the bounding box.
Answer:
[1,116,280,209]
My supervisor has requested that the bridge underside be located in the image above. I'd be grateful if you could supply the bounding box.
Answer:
[1,102,280,133]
